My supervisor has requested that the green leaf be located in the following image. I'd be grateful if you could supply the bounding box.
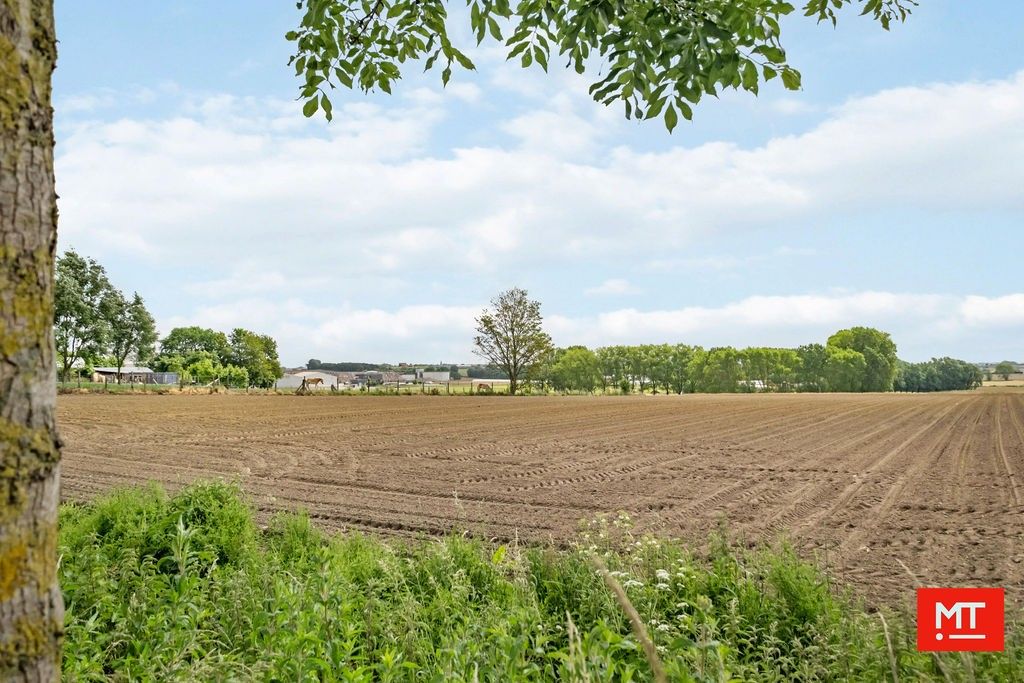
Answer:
[644,96,666,120]
[321,94,333,121]
[664,104,677,133]
[334,67,354,88]
[755,45,786,63]
[533,45,548,71]
[491,546,507,565]
[741,61,758,91]
[452,50,476,70]
[487,17,502,41]
[302,97,318,118]
[780,67,802,90]
[507,41,529,59]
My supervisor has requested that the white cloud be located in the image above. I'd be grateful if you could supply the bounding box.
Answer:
[53,69,1024,363]
[960,294,1024,327]
[56,71,1024,278]
[585,278,640,296]
[162,290,1023,364]
[649,246,817,272]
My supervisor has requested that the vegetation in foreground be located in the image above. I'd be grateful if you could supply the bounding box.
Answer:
[60,483,1020,681]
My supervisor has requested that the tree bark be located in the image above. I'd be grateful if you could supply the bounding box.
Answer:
[0,1,64,680]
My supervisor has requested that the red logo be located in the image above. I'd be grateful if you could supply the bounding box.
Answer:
[917,588,1004,651]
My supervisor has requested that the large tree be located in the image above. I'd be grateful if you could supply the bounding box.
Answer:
[53,250,114,381]
[158,326,230,363]
[994,360,1016,381]
[2,0,914,675]
[107,292,158,382]
[0,0,64,677]
[549,345,602,393]
[227,328,284,388]
[827,326,898,392]
[473,288,553,395]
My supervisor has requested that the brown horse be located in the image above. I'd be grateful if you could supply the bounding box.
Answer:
[302,377,324,389]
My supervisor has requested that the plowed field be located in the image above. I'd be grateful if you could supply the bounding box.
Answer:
[58,391,1024,604]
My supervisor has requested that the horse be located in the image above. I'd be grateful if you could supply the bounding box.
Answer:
[301,377,324,390]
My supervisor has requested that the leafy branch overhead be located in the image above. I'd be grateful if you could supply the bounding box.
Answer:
[288,0,914,131]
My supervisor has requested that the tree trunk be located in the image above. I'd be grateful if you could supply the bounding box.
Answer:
[0,1,64,680]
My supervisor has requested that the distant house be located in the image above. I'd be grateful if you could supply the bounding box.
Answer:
[417,370,451,383]
[352,371,384,386]
[91,366,173,384]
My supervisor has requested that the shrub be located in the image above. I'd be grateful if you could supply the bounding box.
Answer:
[60,484,1022,681]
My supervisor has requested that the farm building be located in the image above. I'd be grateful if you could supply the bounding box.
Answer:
[417,370,451,383]
[91,366,178,384]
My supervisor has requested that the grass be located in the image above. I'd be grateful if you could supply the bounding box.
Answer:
[60,482,1021,681]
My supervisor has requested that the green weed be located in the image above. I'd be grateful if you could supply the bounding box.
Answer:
[60,483,1022,681]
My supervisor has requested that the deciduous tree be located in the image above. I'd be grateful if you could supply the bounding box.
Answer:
[227,328,284,388]
[0,1,64,676]
[549,345,602,393]
[159,326,230,363]
[473,288,553,395]
[824,346,867,392]
[827,327,898,392]
[53,250,114,381]
[107,292,158,382]
[994,360,1016,381]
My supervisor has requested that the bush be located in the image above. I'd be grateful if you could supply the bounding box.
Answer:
[60,484,1022,680]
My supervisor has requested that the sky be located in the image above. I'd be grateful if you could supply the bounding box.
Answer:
[52,2,1024,365]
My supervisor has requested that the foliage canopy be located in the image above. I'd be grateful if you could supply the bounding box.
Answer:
[289,0,913,131]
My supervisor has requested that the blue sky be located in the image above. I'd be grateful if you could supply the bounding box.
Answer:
[53,1,1024,365]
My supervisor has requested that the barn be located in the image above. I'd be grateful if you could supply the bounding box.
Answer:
[91,366,153,383]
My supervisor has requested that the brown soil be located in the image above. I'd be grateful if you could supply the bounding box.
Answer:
[57,391,1024,606]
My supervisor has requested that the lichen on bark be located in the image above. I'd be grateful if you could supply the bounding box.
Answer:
[0,0,64,680]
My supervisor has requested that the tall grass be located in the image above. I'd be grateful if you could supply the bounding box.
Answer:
[59,483,1020,681]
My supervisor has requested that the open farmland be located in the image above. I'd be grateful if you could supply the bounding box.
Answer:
[58,391,1024,605]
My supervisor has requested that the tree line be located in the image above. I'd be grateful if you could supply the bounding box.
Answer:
[55,250,158,382]
[55,251,283,387]
[153,326,283,388]
[473,289,982,395]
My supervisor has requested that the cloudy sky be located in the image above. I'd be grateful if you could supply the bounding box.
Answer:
[53,2,1023,365]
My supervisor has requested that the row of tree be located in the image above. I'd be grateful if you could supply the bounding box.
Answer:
[543,345,981,394]
[152,326,283,388]
[893,358,984,392]
[54,251,283,387]
[473,288,981,395]
[540,337,891,394]
[55,251,158,381]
